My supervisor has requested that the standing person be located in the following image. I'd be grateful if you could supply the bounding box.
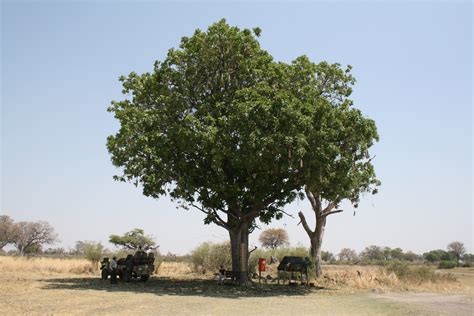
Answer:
[110,256,118,284]
[218,265,226,285]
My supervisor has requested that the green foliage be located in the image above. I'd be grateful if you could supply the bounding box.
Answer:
[82,242,104,266]
[360,245,385,261]
[447,241,465,266]
[390,248,405,260]
[107,20,380,280]
[387,260,456,283]
[338,248,358,262]
[109,228,156,250]
[423,249,453,263]
[321,251,334,262]
[190,242,232,272]
[107,19,308,233]
[112,249,132,260]
[23,243,43,255]
[0,215,16,250]
[438,261,457,269]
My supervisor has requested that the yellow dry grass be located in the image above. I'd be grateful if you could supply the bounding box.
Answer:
[314,265,462,293]
[0,256,462,293]
[258,264,461,293]
[0,256,96,277]
[155,261,194,277]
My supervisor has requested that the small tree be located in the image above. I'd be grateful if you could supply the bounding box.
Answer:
[403,251,421,262]
[360,245,384,261]
[390,248,404,260]
[383,247,392,260]
[423,249,452,263]
[83,242,104,268]
[259,228,289,250]
[447,241,466,266]
[338,248,358,261]
[321,251,334,262]
[109,228,156,250]
[12,221,58,256]
[0,215,17,250]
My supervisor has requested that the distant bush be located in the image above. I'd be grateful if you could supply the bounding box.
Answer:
[386,260,456,283]
[461,261,472,268]
[190,242,231,273]
[438,261,457,269]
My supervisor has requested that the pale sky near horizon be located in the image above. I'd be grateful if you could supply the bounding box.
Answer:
[1,1,472,255]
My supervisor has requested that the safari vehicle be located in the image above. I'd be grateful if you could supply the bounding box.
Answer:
[100,252,155,282]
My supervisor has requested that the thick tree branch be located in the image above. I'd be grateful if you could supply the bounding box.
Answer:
[322,202,336,214]
[305,186,321,215]
[298,211,314,237]
[190,202,229,229]
[323,209,344,217]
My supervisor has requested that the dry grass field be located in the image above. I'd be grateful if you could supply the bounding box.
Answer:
[0,256,472,315]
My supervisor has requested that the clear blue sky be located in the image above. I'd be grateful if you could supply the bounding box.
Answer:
[2,1,472,255]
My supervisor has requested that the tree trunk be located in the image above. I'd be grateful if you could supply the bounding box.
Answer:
[229,224,249,285]
[310,216,326,278]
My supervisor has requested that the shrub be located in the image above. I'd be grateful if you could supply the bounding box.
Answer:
[386,260,457,283]
[83,242,104,268]
[461,261,472,268]
[190,242,231,273]
[438,261,457,269]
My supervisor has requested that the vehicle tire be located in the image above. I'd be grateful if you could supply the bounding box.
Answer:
[140,275,149,282]
[123,270,131,282]
[101,269,108,280]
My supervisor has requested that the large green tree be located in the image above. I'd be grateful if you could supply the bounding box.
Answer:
[107,20,309,284]
[294,56,380,277]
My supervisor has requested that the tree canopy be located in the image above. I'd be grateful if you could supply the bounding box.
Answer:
[107,19,314,283]
[447,241,466,265]
[12,221,58,256]
[259,228,289,249]
[0,215,16,250]
[109,228,156,250]
[107,19,378,283]
[107,19,307,230]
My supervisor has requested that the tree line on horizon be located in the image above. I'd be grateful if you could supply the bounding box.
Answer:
[2,217,470,271]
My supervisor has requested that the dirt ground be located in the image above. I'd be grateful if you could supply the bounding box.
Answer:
[1,272,472,315]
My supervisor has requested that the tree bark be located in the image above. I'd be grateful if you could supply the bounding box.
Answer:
[228,223,249,285]
[310,215,326,278]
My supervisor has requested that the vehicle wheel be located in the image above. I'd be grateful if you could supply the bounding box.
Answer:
[123,270,131,282]
[140,275,149,282]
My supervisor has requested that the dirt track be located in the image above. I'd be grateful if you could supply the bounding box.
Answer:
[1,274,472,315]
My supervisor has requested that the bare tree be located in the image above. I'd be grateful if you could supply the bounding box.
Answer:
[259,228,289,250]
[0,215,18,250]
[13,221,58,256]
[447,241,466,266]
